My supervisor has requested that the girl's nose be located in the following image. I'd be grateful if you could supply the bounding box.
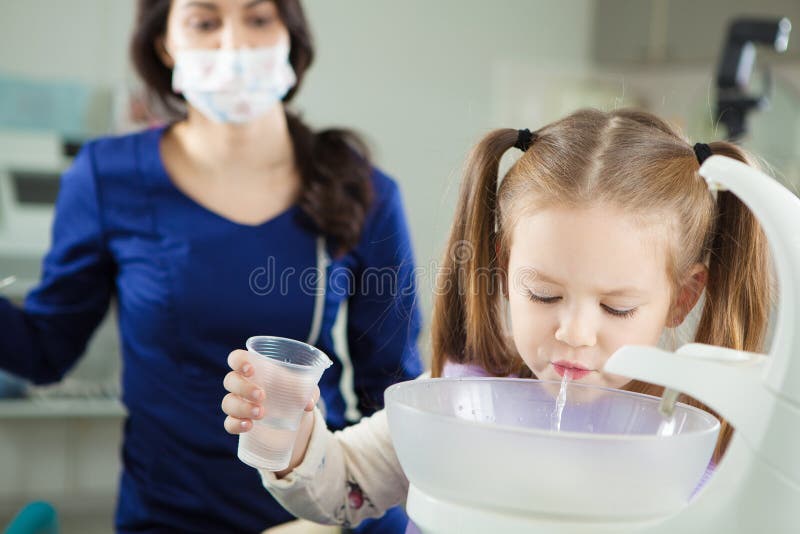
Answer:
[555,309,597,348]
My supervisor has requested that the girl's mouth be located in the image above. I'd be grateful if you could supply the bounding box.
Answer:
[552,360,593,380]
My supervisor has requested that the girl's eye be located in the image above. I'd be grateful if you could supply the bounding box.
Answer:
[528,292,638,319]
[528,292,561,304]
[602,304,638,319]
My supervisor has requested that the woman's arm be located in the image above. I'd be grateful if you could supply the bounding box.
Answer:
[345,173,423,417]
[0,143,114,383]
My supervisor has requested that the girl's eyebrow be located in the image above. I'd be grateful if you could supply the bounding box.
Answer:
[530,271,564,286]
[530,269,644,296]
[601,287,645,297]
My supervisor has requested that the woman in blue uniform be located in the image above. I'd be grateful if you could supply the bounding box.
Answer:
[0,0,421,532]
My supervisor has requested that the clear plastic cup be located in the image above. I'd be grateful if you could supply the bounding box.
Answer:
[237,336,333,471]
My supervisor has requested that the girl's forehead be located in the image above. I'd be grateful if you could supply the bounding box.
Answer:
[508,206,671,290]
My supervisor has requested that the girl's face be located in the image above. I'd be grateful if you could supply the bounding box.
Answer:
[507,205,680,389]
[163,0,288,55]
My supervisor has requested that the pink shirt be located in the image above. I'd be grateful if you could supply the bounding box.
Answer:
[442,361,518,378]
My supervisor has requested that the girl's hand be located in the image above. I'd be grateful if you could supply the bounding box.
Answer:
[222,349,320,434]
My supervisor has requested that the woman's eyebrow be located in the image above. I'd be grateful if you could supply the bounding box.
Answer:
[181,1,219,11]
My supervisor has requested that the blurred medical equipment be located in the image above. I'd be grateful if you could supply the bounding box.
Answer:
[715,17,792,140]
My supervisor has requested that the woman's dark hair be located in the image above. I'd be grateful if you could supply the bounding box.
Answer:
[130,0,373,255]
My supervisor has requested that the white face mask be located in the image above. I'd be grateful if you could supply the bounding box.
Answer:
[171,41,296,124]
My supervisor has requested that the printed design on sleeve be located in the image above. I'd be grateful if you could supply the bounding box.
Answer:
[332,479,376,527]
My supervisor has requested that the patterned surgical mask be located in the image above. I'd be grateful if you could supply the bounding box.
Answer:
[171,41,296,124]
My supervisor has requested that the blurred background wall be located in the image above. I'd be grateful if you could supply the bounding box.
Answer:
[0,0,798,531]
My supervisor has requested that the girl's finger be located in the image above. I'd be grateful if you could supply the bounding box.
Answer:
[224,415,252,435]
[227,349,253,376]
[304,385,320,412]
[223,370,264,402]
[221,392,262,420]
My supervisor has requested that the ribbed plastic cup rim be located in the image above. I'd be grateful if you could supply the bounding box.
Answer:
[245,335,333,370]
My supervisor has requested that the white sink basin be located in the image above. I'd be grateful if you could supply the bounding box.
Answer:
[385,378,719,521]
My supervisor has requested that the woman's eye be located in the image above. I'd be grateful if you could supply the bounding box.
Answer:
[528,292,561,304]
[189,18,221,32]
[248,16,274,27]
[602,304,638,319]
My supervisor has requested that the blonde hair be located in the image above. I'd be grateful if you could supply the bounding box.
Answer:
[431,108,772,464]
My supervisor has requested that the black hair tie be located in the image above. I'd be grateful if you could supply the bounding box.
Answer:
[693,143,712,165]
[515,129,535,152]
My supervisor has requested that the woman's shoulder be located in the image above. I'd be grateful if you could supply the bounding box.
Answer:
[345,167,411,265]
[78,125,166,179]
[62,126,168,219]
[83,125,163,154]
[366,167,404,215]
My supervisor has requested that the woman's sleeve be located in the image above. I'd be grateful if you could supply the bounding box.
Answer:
[259,406,408,527]
[0,142,114,383]
[345,175,423,415]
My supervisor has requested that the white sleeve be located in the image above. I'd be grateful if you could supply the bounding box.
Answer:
[258,406,408,527]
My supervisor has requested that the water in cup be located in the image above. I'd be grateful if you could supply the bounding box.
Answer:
[237,335,333,471]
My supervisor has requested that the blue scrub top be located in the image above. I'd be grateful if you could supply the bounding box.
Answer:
[0,125,422,532]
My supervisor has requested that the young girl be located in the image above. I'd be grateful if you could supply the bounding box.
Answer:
[221,108,772,528]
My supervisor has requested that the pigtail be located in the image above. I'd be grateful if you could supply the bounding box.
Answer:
[626,141,773,465]
[431,130,520,377]
[694,142,772,354]
[690,142,773,463]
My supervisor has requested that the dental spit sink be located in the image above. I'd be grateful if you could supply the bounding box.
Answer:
[385,378,719,522]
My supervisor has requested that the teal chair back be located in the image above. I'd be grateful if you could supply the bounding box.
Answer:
[3,502,58,534]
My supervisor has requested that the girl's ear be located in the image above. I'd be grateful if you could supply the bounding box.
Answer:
[667,263,708,327]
